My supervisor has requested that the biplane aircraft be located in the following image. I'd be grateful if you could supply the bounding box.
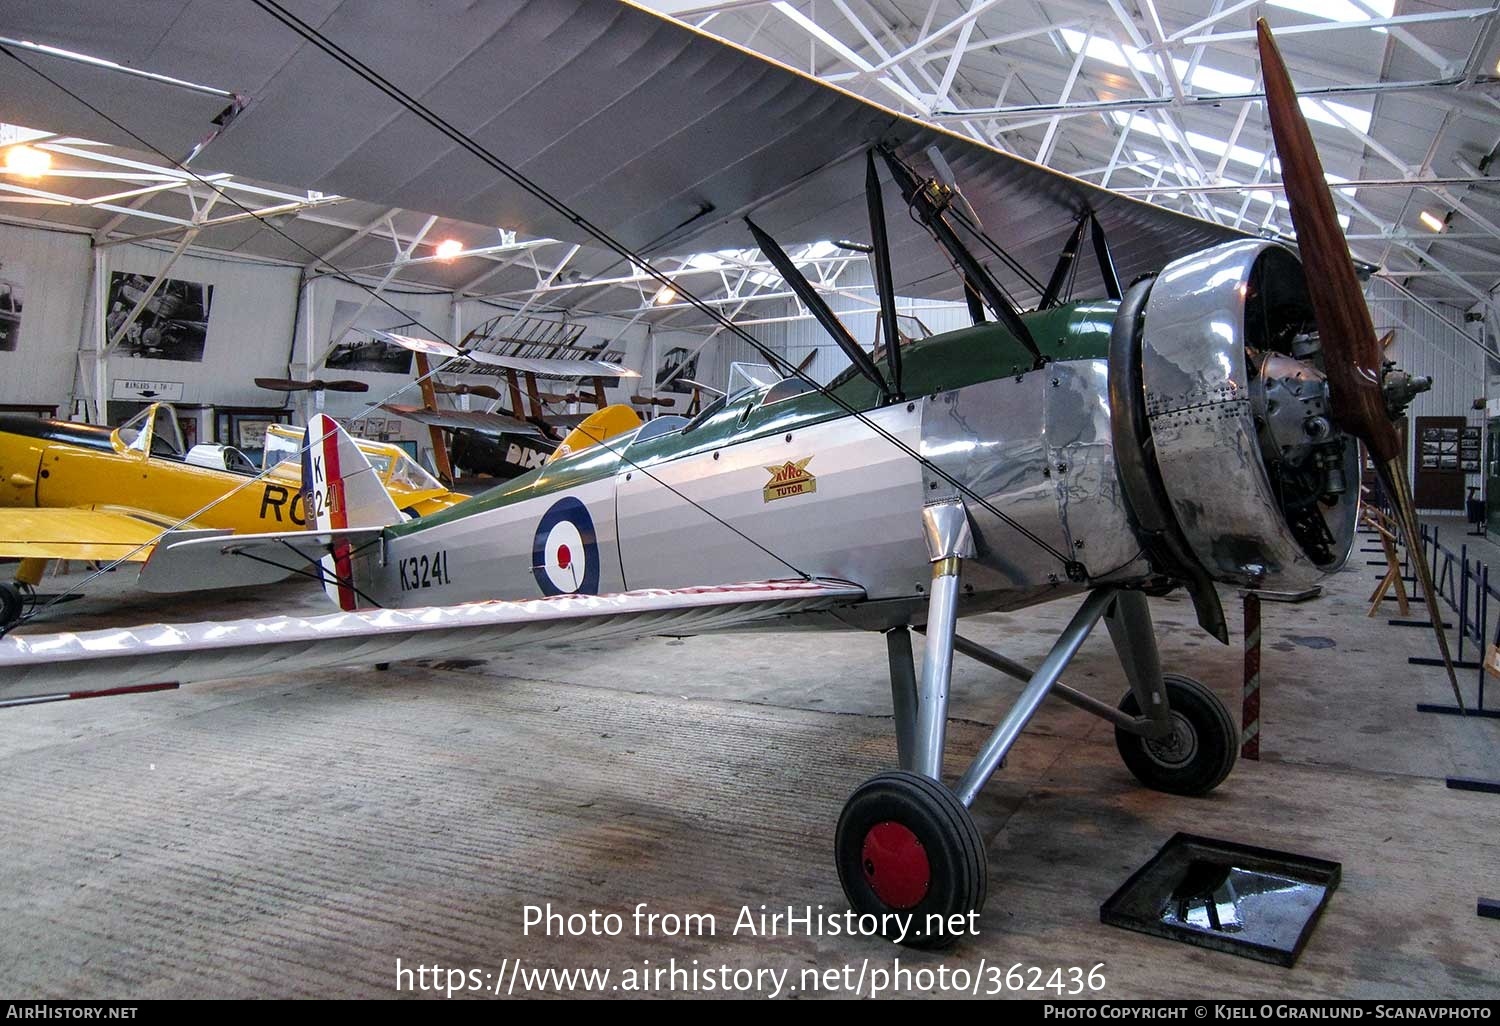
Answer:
[0,2,1456,948]
[0,402,463,625]
[374,322,642,482]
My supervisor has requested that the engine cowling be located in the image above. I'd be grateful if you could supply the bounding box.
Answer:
[1117,239,1359,591]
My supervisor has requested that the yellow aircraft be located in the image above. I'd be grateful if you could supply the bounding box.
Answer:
[0,402,463,623]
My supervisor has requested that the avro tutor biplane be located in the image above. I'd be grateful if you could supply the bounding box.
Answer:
[0,2,1456,946]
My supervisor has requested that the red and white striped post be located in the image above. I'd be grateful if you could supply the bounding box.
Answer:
[1242,591,1261,761]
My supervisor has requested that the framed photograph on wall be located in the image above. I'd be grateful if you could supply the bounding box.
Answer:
[107,272,213,362]
[214,407,290,466]
[324,300,417,375]
[0,272,23,353]
[235,419,276,453]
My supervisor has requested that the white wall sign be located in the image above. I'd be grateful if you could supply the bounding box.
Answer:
[111,379,184,401]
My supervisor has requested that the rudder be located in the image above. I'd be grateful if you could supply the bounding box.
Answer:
[302,414,402,609]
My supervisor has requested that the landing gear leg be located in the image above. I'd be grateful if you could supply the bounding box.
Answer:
[851,574,1161,945]
[839,502,985,947]
[1105,590,1237,795]
[885,627,917,772]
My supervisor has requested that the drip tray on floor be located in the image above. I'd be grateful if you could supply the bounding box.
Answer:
[1100,832,1341,967]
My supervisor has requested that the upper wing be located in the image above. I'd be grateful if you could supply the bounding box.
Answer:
[0,507,222,563]
[0,0,1246,303]
[0,579,865,705]
[380,405,548,437]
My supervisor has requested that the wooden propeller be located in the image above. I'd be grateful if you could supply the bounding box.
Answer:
[1258,19,1463,711]
[432,381,504,401]
[255,377,369,393]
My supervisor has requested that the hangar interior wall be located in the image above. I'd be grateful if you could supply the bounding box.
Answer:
[0,219,721,469]
[1368,278,1494,512]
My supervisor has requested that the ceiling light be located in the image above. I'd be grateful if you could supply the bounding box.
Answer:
[652,285,677,305]
[435,239,464,260]
[3,144,50,178]
[1419,210,1446,232]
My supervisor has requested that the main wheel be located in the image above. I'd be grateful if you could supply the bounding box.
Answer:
[834,770,986,949]
[1115,673,1237,796]
[0,582,21,629]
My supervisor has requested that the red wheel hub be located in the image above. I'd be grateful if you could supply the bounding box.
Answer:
[861,821,930,909]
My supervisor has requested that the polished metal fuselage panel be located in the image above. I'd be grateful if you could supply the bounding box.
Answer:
[614,401,930,599]
[919,366,1151,598]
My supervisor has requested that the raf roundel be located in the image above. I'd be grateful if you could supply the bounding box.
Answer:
[531,497,601,597]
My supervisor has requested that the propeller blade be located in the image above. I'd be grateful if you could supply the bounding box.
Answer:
[254,377,314,392]
[1258,20,1391,459]
[255,377,368,393]
[432,382,504,401]
[1258,19,1463,712]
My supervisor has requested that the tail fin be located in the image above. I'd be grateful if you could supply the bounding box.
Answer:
[302,414,402,610]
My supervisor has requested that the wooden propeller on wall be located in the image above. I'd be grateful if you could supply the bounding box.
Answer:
[254,377,370,393]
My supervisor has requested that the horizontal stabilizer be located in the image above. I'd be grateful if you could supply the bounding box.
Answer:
[0,579,864,703]
[136,527,387,593]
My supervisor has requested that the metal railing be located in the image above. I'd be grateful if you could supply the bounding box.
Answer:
[1378,519,1499,718]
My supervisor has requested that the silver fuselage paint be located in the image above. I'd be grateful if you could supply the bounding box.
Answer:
[919,361,1149,601]
[355,363,1155,619]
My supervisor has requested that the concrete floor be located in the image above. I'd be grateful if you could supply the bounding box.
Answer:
[1,541,1497,999]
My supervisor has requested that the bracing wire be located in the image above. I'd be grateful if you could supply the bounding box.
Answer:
[1,3,1081,638]
[0,42,810,631]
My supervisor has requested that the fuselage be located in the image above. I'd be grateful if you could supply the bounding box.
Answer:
[350,239,1361,633]
[0,406,461,552]
[0,417,313,531]
[354,301,1147,627]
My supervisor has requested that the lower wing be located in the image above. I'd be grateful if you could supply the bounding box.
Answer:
[0,578,865,706]
[0,507,220,563]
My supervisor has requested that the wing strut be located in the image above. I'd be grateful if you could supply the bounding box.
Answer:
[1089,212,1123,301]
[745,218,892,403]
[877,150,1043,367]
[1041,211,1122,308]
[1040,214,1090,310]
[864,151,904,402]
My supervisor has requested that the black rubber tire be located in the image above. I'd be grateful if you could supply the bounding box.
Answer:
[0,582,21,629]
[834,770,987,950]
[1115,673,1237,796]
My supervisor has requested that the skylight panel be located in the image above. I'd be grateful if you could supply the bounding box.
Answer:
[1267,0,1395,23]
[1061,29,1373,133]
